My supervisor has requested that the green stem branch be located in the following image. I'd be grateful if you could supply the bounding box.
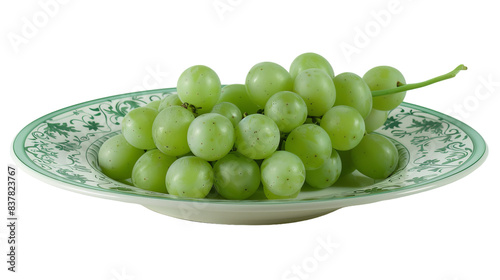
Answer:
[371,64,468,97]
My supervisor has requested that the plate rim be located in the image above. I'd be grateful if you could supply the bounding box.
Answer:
[11,87,489,209]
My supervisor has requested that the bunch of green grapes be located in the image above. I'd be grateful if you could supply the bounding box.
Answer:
[98,54,466,200]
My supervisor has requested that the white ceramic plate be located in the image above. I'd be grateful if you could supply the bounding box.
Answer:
[12,88,488,225]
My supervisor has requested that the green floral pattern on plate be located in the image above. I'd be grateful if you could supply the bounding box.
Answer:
[12,88,487,204]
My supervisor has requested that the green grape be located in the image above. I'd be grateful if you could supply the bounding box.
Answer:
[245,62,293,108]
[351,133,399,179]
[263,184,300,200]
[158,94,183,112]
[218,84,260,115]
[98,134,145,180]
[131,149,176,193]
[187,113,235,161]
[177,65,221,114]
[211,102,242,128]
[145,100,161,111]
[304,117,315,124]
[305,149,342,189]
[165,156,214,198]
[234,114,280,160]
[333,72,373,118]
[177,151,195,158]
[293,68,336,117]
[284,124,332,170]
[152,106,195,156]
[213,152,260,200]
[245,185,266,200]
[320,105,365,151]
[363,66,406,111]
[264,91,307,133]
[261,151,305,197]
[289,52,334,79]
[121,107,158,150]
[338,150,355,176]
[364,108,388,133]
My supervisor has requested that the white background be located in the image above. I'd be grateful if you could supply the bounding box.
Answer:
[1,0,499,279]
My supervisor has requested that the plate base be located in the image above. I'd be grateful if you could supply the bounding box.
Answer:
[144,205,340,225]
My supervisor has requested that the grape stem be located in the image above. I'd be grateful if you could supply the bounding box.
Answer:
[310,117,321,125]
[371,64,468,97]
[181,102,201,116]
